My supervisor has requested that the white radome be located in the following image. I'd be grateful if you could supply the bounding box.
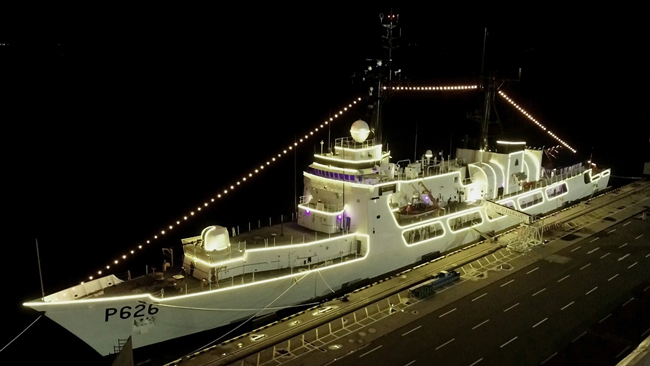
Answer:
[202,225,230,251]
[350,120,370,143]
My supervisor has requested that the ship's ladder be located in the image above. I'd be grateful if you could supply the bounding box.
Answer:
[112,338,129,354]
[506,221,544,252]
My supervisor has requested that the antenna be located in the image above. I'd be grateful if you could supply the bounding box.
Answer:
[476,27,521,152]
[35,239,45,300]
[480,28,487,80]
[413,119,418,162]
[375,10,400,146]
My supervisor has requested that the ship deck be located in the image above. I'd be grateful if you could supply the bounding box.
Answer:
[98,221,358,300]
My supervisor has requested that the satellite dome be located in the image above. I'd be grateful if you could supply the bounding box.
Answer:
[201,225,230,251]
[350,120,370,143]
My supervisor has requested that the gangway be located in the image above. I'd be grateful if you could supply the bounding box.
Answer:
[483,200,533,224]
[471,226,497,242]
[482,200,543,252]
[506,221,545,252]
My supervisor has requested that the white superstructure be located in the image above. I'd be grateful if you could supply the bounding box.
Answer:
[24,120,610,356]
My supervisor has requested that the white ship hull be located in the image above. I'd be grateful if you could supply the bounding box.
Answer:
[24,163,610,356]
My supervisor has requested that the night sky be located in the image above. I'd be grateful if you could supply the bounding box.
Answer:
[2,5,648,365]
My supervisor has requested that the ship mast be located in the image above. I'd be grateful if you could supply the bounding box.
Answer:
[476,28,519,154]
[354,12,400,146]
[479,73,499,152]
[374,11,399,145]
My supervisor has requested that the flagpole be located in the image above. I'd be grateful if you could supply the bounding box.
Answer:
[35,239,45,300]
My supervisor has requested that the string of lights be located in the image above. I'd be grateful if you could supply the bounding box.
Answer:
[86,97,365,282]
[386,85,478,91]
[86,85,575,282]
[498,91,577,153]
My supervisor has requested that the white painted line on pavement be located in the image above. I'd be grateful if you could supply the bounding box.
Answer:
[526,267,539,274]
[439,308,457,318]
[435,338,455,350]
[586,287,598,295]
[622,298,634,307]
[532,288,546,297]
[561,301,574,310]
[572,331,587,343]
[616,346,631,359]
[359,345,383,358]
[471,293,487,302]
[533,318,548,328]
[599,314,611,324]
[503,303,519,312]
[472,319,490,330]
[401,325,422,337]
[500,336,518,348]
[541,352,558,365]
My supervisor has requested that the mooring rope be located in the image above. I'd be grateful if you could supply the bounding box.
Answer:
[185,271,313,356]
[0,315,42,353]
[318,270,336,294]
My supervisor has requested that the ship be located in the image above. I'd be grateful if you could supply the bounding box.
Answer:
[23,17,611,357]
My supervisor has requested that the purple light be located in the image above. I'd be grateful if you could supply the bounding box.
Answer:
[305,210,310,215]
[337,215,342,220]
